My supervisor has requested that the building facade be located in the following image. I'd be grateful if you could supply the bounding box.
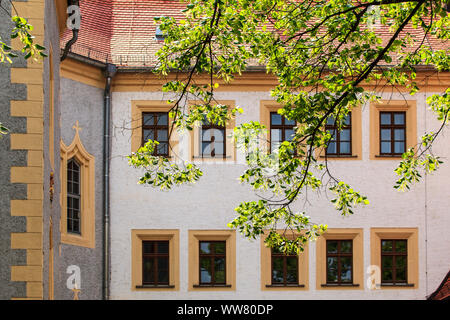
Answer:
[0,0,449,300]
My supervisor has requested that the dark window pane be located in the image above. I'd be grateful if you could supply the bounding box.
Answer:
[143,242,154,254]
[143,257,154,283]
[200,258,212,283]
[271,113,282,125]
[382,256,393,269]
[158,269,169,284]
[340,241,352,253]
[327,257,338,282]
[340,257,352,282]
[157,241,169,254]
[214,242,226,254]
[327,241,338,253]
[381,113,391,125]
[396,268,407,281]
[382,268,393,282]
[396,256,407,269]
[381,240,393,252]
[286,257,298,283]
[214,258,226,283]
[395,240,407,253]
[157,257,168,273]
[272,257,284,283]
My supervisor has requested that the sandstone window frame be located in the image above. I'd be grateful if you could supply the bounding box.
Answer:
[370,100,417,160]
[260,231,309,291]
[131,229,180,291]
[189,100,236,162]
[60,126,95,248]
[370,228,418,289]
[188,230,236,291]
[316,228,364,290]
[130,101,179,156]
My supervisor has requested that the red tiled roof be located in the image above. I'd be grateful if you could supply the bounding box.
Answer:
[61,0,449,67]
[428,270,450,300]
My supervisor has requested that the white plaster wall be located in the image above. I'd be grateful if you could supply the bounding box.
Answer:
[109,89,450,300]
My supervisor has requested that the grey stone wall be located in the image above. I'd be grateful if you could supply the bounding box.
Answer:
[58,77,104,300]
[0,1,28,300]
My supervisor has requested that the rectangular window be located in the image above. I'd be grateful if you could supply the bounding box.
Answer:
[142,240,170,286]
[326,113,352,156]
[199,241,226,285]
[326,240,353,284]
[270,112,296,153]
[379,111,406,155]
[271,248,298,285]
[381,239,407,284]
[142,112,169,156]
[201,120,226,158]
[67,158,81,235]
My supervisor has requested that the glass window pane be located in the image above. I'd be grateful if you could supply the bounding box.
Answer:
[143,242,154,254]
[396,256,407,269]
[284,118,296,126]
[272,257,284,283]
[143,129,154,142]
[340,129,351,141]
[327,142,337,154]
[381,113,391,125]
[326,116,336,125]
[157,142,168,155]
[215,270,225,283]
[394,113,405,125]
[285,129,295,141]
[214,242,226,254]
[395,240,407,253]
[327,257,338,282]
[382,268,393,282]
[157,241,169,254]
[327,241,338,253]
[200,242,211,254]
[381,240,393,252]
[271,129,282,143]
[157,257,168,275]
[396,268,407,281]
[381,142,391,154]
[211,129,224,142]
[157,130,168,142]
[202,128,211,141]
[394,129,404,141]
[271,142,281,153]
[213,142,224,156]
[271,113,282,125]
[286,257,298,283]
[157,113,168,125]
[340,142,351,154]
[394,141,405,154]
[214,257,226,283]
[382,256,393,270]
[202,142,211,156]
[143,113,154,126]
[340,257,352,282]
[381,129,391,141]
[340,241,352,253]
[200,258,212,283]
[343,114,351,125]
[143,257,154,283]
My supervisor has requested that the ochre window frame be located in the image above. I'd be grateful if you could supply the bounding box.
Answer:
[189,100,236,162]
[316,228,364,290]
[188,230,236,291]
[370,100,417,160]
[370,228,418,289]
[130,101,179,156]
[131,229,180,291]
[60,127,95,248]
[260,231,309,291]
